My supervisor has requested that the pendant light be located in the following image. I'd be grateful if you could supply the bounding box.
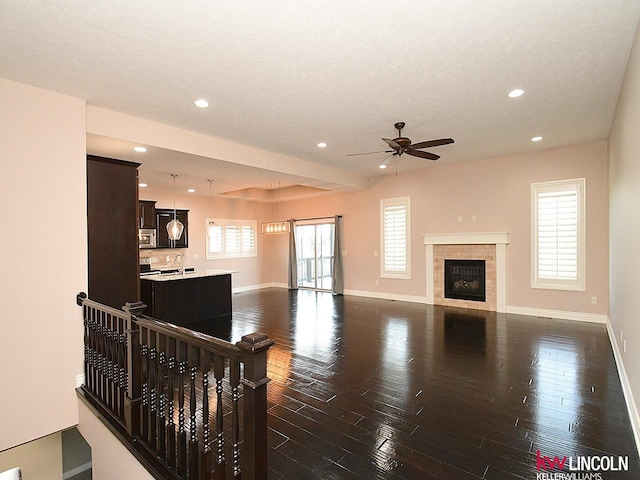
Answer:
[261,181,290,234]
[166,173,184,241]
[206,179,216,238]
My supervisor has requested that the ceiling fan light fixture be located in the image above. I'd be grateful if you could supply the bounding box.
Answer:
[379,155,393,169]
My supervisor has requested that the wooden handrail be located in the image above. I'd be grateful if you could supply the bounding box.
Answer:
[77,292,273,480]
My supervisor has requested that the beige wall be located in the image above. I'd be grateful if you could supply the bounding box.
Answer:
[0,79,87,451]
[0,433,63,480]
[609,19,640,424]
[275,142,609,315]
[77,400,154,480]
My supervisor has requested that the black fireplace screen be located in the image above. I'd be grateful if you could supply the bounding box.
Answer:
[444,259,486,302]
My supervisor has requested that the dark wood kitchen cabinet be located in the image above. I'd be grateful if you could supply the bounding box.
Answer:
[156,208,189,248]
[138,200,156,229]
[87,155,140,308]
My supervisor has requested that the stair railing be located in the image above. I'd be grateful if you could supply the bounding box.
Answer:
[77,292,273,480]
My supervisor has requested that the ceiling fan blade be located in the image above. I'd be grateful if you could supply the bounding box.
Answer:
[410,138,455,149]
[347,150,393,157]
[406,149,440,161]
[382,138,401,149]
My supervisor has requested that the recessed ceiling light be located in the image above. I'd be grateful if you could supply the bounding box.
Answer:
[194,99,209,108]
[187,188,196,193]
[379,164,388,169]
[133,146,147,153]
[531,136,543,142]
[508,89,525,98]
[139,182,148,188]
[317,142,327,148]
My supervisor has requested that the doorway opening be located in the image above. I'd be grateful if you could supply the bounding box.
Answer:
[296,222,335,290]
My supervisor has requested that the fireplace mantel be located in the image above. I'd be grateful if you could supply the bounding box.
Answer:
[423,232,509,312]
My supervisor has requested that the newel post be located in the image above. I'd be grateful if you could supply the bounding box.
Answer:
[122,301,146,437]
[237,333,274,480]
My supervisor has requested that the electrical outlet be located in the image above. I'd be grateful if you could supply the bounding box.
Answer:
[623,339,627,354]
[591,296,597,304]
[374,251,379,257]
[193,254,199,260]
[375,280,379,286]
[472,215,477,222]
[458,215,463,222]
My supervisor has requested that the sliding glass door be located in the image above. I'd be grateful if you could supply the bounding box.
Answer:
[296,222,335,290]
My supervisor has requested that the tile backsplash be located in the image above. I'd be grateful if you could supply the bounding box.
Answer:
[139,248,187,269]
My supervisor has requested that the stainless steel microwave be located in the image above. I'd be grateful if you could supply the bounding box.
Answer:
[138,228,156,248]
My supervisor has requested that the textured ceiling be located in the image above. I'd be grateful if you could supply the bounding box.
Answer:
[2,1,639,196]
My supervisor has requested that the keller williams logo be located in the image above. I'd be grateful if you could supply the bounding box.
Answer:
[535,450,629,473]
[536,450,567,470]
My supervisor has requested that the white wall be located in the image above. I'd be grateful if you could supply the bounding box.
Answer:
[609,18,640,428]
[0,78,87,450]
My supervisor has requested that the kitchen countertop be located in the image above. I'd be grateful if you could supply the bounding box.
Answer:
[141,269,237,282]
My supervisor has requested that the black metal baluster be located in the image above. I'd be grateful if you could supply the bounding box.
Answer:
[157,331,167,458]
[149,328,157,452]
[140,326,149,444]
[177,340,188,476]
[230,359,241,479]
[188,344,200,480]
[166,336,177,470]
[213,354,226,480]
[200,350,212,480]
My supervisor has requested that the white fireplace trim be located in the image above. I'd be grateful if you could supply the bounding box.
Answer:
[423,232,509,313]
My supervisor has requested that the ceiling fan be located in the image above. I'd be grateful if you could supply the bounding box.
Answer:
[349,122,454,168]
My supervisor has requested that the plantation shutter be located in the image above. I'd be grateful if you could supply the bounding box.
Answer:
[381,197,410,278]
[242,225,255,254]
[537,190,578,280]
[384,204,407,272]
[531,178,585,291]
[225,225,241,253]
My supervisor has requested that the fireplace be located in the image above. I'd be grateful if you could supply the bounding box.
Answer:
[444,259,486,302]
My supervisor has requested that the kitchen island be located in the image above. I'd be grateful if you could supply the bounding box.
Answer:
[140,269,236,331]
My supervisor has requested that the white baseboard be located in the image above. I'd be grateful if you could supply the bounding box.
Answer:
[232,282,288,293]
[506,305,608,323]
[344,289,427,304]
[606,320,640,455]
[63,461,92,479]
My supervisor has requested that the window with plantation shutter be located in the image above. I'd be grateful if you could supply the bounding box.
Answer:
[380,197,411,279]
[206,218,257,259]
[531,179,585,291]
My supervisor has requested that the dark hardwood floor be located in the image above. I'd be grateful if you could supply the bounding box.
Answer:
[198,287,640,479]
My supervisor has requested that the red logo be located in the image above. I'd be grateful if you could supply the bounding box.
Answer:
[536,450,567,471]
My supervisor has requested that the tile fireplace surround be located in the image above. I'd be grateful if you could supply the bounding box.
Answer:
[423,232,509,313]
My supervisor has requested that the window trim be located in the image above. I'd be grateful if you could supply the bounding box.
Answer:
[531,178,585,291]
[205,218,257,260]
[380,196,411,280]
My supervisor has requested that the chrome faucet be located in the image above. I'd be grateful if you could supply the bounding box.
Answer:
[174,254,185,276]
